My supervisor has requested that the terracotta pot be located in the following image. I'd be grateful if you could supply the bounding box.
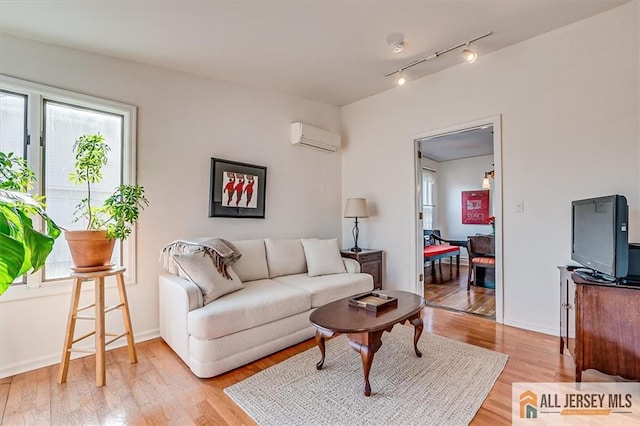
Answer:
[64,230,115,270]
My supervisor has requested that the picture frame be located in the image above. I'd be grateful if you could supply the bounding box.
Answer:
[209,158,267,218]
[461,190,490,224]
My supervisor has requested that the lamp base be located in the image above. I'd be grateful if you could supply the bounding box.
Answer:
[349,247,363,253]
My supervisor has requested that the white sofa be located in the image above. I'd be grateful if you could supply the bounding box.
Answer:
[159,238,374,378]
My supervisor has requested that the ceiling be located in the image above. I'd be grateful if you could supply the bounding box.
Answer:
[0,1,628,106]
[420,127,494,162]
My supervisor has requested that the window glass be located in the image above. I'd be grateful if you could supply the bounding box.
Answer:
[0,90,28,284]
[0,91,27,159]
[422,168,436,230]
[43,101,123,280]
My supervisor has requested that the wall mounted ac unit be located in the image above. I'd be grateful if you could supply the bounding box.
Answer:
[290,122,341,152]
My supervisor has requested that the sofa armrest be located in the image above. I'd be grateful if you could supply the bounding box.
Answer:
[343,257,361,273]
[161,273,203,311]
[159,273,203,364]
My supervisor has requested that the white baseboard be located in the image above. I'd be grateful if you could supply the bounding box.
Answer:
[503,317,558,337]
[0,328,160,379]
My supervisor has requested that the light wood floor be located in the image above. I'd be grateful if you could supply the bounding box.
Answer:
[0,306,617,425]
[424,264,496,318]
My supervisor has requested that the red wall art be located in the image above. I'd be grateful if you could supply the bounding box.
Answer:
[209,158,267,219]
[461,190,490,224]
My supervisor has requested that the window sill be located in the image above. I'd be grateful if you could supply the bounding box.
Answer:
[0,275,136,303]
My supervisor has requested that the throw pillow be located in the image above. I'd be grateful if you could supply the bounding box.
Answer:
[301,238,347,277]
[229,239,270,282]
[265,238,307,278]
[172,251,243,305]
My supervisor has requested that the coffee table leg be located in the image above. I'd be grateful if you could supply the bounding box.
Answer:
[411,316,424,357]
[348,332,383,397]
[359,344,375,397]
[314,328,334,370]
[315,331,326,370]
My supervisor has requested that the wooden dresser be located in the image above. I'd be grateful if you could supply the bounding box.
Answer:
[340,249,383,290]
[559,267,640,381]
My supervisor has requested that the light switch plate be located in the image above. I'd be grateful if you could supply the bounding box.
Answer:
[515,200,525,213]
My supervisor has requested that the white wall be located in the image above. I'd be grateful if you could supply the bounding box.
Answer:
[438,155,495,242]
[342,2,640,335]
[0,35,342,377]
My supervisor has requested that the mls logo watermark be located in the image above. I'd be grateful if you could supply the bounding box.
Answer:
[520,390,538,419]
[513,382,640,425]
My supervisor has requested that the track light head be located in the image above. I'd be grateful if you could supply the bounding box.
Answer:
[462,48,478,64]
[397,72,407,86]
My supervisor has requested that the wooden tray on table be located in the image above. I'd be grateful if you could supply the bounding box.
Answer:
[348,292,398,312]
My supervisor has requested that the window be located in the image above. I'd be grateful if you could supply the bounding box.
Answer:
[0,75,137,290]
[422,168,437,230]
[1,90,28,284]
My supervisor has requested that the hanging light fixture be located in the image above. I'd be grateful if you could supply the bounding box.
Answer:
[482,170,495,189]
[385,31,492,83]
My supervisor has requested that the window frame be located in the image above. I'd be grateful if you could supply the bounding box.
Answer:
[1,89,29,284]
[0,75,138,301]
[421,167,437,230]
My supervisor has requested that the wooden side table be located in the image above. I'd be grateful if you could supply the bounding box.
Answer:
[57,266,137,387]
[340,249,383,289]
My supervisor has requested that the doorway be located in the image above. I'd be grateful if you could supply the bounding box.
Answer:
[414,116,503,323]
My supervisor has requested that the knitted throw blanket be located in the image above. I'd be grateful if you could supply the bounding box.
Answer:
[161,238,241,280]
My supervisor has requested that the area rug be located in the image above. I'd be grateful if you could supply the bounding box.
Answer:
[224,325,508,425]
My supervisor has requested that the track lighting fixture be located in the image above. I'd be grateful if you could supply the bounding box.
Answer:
[385,31,492,83]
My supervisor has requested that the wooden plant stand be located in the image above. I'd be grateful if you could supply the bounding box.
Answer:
[57,266,137,387]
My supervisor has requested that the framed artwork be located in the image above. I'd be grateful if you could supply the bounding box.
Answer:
[209,158,267,218]
[461,190,490,224]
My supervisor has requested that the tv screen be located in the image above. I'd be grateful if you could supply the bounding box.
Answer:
[571,194,629,280]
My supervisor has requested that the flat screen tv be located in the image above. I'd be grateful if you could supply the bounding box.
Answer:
[571,194,629,282]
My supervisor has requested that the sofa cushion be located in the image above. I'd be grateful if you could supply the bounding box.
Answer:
[273,272,373,307]
[173,252,244,305]
[230,239,270,282]
[187,279,311,340]
[301,238,347,277]
[265,238,307,278]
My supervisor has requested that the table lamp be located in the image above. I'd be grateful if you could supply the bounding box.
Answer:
[344,198,369,252]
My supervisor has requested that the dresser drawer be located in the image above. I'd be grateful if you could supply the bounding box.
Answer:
[357,252,381,263]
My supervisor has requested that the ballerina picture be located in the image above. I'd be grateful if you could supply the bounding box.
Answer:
[210,158,266,218]
[221,172,259,209]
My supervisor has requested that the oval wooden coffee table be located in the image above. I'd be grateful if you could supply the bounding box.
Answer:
[309,290,425,396]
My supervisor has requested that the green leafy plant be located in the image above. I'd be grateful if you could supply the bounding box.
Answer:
[70,133,148,240]
[0,152,61,295]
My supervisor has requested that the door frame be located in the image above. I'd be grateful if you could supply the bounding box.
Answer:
[413,114,503,323]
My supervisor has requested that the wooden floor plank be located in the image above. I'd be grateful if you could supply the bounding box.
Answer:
[3,305,627,425]
[0,377,10,424]
[424,265,496,318]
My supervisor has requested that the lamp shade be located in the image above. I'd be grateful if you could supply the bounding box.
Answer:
[344,198,369,218]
